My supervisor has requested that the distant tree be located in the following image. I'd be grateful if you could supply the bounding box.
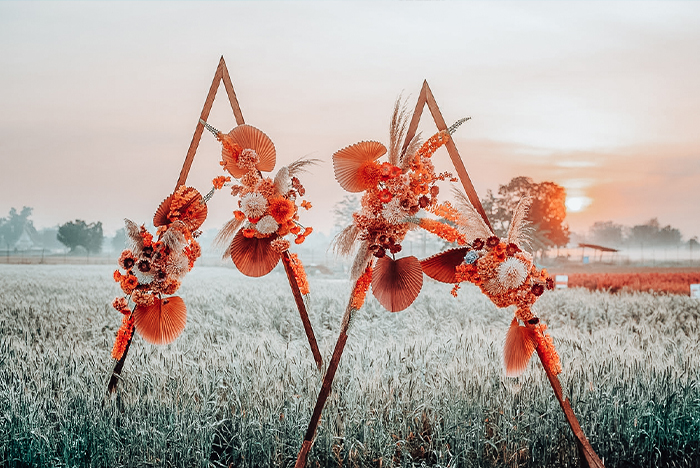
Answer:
[0,207,35,248]
[628,218,682,247]
[589,221,625,247]
[57,220,103,254]
[36,227,64,251]
[111,228,126,252]
[481,177,570,257]
[333,195,360,230]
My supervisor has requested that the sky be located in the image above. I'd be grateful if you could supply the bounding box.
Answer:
[1,1,699,241]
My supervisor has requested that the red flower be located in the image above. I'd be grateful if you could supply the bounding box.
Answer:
[378,189,392,203]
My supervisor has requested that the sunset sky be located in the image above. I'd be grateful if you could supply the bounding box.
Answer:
[1,2,699,241]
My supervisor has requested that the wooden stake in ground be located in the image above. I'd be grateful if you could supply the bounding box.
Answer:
[295,262,372,468]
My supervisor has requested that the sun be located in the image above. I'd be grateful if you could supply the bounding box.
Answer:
[565,196,592,213]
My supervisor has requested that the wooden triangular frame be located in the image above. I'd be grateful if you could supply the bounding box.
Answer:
[174,56,245,191]
[172,56,323,371]
[402,80,493,231]
[403,80,603,468]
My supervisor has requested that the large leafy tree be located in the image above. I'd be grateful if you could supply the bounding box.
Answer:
[0,207,35,248]
[481,176,570,257]
[57,220,103,254]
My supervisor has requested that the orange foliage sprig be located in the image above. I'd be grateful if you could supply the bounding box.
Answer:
[534,323,562,375]
[350,266,373,311]
[287,253,310,296]
[111,314,135,360]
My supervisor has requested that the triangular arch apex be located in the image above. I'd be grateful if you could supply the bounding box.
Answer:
[402,80,493,231]
[175,56,245,191]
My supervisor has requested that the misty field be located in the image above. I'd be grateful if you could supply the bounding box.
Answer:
[1,264,699,468]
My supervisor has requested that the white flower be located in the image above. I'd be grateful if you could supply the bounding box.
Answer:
[240,192,268,218]
[381,197,407,224]
[497,257,528,290]
[256,215,279,235]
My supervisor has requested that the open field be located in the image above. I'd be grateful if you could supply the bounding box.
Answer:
[1,264,699,467]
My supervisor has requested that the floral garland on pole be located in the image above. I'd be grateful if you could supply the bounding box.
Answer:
[294,101,470,467]
[201,120,323,370]
[107,183,223,393]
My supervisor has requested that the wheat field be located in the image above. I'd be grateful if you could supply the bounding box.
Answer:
[0,264,699,467]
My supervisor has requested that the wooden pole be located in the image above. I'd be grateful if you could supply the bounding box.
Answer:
[281,251,323,371]
[536,347,605,468]
[106,320,134,394]
[294,296,356,468]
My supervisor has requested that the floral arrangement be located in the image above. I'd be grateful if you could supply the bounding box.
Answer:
[108,183,224,392]
[201,121,315,279]
[200,120,323,370]
[333,102,470,312]
[421,194,560,377]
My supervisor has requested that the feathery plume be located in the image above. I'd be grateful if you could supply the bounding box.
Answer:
[452,188,493,241]
[507,196,534,249]
[332,224,360,257]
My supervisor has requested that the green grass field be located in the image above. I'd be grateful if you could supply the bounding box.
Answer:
[1,264,699,467]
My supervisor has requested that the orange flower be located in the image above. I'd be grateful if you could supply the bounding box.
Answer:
[120,274,139,294]
[111,315,135,360]
[303,226,313,237]
[268,197,296,224]
[113,270,123,283]
[242,228,256,238]
[112,297,128,311]
[234,210,246,221]
[301,200,312,210]
[358,160,382,189]
[350,265,373,310]
[295,235,306,244]
[290,225,301,235]
[287,253,310,295]
[140,226,153,247]
[212,175,231,190]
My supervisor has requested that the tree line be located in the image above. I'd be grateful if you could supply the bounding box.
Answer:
[0,207,104,254]
[587,218,697,249]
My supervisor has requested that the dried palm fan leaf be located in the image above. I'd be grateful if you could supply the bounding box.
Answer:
[153,187,208,232]
[133,296,187,345]
[503,318,538,377]
[332,141,387,192]
[221,124,276,178]
[229,229,281,277]
[371,255,424,312]
[420,247,470,283]
[453,188,493,241]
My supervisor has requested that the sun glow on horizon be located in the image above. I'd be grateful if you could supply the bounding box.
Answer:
[565,196,592,213]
